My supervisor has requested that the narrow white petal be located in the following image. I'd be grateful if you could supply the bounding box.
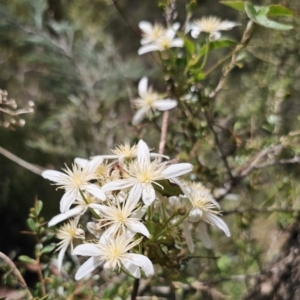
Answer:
[126,183,143,209]
[172,22,180,31]
[205,213,230,237]
[42,170,68,182]
[132,107,148,126]
[124,254,154,277]
[85,156,104,174]
[161,163,193,178]
[142,184,156,206]
[165,28,176,39]
[73,244,100,256]
[153,99,177,111]
[48,206,84,227]
[191,29,201,39]
[218,21,240,31]
[138,77,148,99]
[75,257,102,280]
[183,221,194,253]
[90,154,117,160]
[196,222,212,249]
[60,189,77,213]
[138,140,150,165]
[171,38,184,48]
[127,220,150,238]
[102,180,134,193]
[100,225,118,243]
[84,184,106,201]
[57,243,68,271]
[139,21,153,34]
[131,205,148,219]
[209,31,221,41]
[74,158,89,169]
[138,44,160,55]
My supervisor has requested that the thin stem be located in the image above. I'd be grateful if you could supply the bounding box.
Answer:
[79,189,100,219]
[200,38,210,70]
[131,278,140,300]
[0,252,33,299]
[158,110,170,159]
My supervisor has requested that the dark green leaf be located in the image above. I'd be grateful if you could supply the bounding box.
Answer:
[220,1,245,11]
[267,5,293,17]
[36,200,43,216]
[184,37,195,56]
[27,218,37,231]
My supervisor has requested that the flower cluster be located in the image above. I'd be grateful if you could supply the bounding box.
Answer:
[43,140,230,279]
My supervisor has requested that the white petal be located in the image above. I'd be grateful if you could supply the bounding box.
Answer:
[153,99,177,111]
[85,157,104,174]
[100,225,118,243]
[90,154,117,160]
[138,77,148,99]
[122,260,141,278]
[209,31,221,41]
[73,244,100,256]
[172,22,180,31]
[75,257,102,280]
[124,254,154,277]
[102,180,134,193]
[126,184,143,210]
[138,44,160,55]
[137,140,150,165]
[48,206,84,227]
[60,189,77,213]
[142,184,156,206]
[189,207,202,223]
[196,222,212,249]
[170,38,184,48]
[205,213,230,237]
[191,29,201,39]
[139,21,153,34]
[57,243,68,271]
[42,170,68,182]
[183,221,194,253]
[84,184,106,200]
[161,163,193,178]
[165,28,176,39]
[131,205,148,219]
[127,220,150,238]
[74,158,89,169]
[132,107,148,126]
[218,21,240,31]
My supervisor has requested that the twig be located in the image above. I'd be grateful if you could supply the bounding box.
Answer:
[0,146,45,175]
[223,207,298,216]
[204,110,234,183]
[0,252,33,299]
[158,110,170,158]
[131,278,140,300]
[209,21,255,98]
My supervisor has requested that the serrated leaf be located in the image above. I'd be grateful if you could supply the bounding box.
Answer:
[18,255,35,264]
[36,200,43,216]
[41,244,56,254]
[220,1,245,11]
[268,5,293,17]
[27,218,37,231]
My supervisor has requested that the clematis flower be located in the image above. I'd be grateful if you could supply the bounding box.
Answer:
[139,21,180,45]
[102,140,193,206]
[42,158,106,213]
[89,185,149,240]
[132,77,177,125]
[48,193,101,227]
[56,217,85,271]
[180,182,230,249]
[191,16,240,41]
[138,28,184,55]
[73,233,154,279]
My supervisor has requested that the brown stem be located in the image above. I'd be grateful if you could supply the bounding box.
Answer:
[158,110,170,159]
[131,278,140,300]
[0,252,33,299]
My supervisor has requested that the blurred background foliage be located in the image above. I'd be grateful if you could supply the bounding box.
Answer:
[0,0,299,299]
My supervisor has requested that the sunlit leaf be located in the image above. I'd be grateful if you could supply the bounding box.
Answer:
[36,200,43,216]
[40,244,56,254]
[18,255,35,263]
[220,1,245,11]
[267,5,293,17]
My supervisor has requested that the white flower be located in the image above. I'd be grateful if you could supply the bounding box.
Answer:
[102,140,193,206]
[73,233,154,279]
[132,77,177,125]
[180,182,230,249]
[42,159,106,213]
[56,217,85,271]
[48,193,101,227]
[139,21,180,45]
[89,186,150,240]
[138,28,184,55]
[191,16,240,41]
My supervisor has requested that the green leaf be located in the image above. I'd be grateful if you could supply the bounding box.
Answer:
[41,244,56,254]
[184,37,195,56]
[220,1,245,11]
[36,200,43,216]
[18,255,35,264]
[27,218,37,231]
[267,5,293,17]
[245,2,293,30]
